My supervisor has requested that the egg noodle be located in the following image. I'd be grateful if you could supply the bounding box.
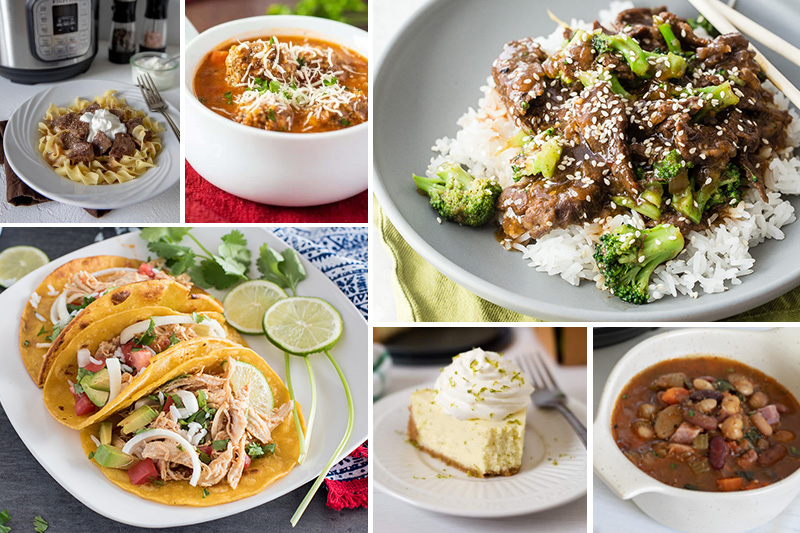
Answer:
[37,90,163,185]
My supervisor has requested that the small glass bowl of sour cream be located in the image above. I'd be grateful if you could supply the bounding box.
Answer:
[130,52,179,91]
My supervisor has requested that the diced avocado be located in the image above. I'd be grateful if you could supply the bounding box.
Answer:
[83,385,110,407]
[81,368,110,392]
[118,405,158,435]
[93,444,134,470]
[98,421,112,446]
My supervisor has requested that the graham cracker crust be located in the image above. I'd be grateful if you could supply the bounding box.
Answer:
[407,409,520,478]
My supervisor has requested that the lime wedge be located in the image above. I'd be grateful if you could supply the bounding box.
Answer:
[223,280,287,334]
[0,246,49,287]
[229,360,274,414]
[262,297,342,355]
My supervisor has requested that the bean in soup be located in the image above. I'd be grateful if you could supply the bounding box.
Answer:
[611,357,800,492]
[194,36,368,133]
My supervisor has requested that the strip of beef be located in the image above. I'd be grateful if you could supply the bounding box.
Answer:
[80,102,101,115]
[569,82,639,197]
[108,108,126,120]
[491,38,550,122]
[67,141,94,164]
[51,112,90,140]
[542,32,596,84]
[657,11,709,50]
[108,132,137,160]
[91,131,113,156]
[497,144,607,240]
[57,130,81,150]
[615,6,668,51]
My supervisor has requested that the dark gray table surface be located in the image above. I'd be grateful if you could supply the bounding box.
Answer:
[0,227,367,532]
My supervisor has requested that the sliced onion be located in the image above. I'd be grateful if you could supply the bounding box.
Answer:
[134,397,160,410]
[169,405,181,422]
[77,348,91,368]
[175,390,199,419]
[90,435,101,447]
[119,315,226,345]
[157,391,165,406]
[122,429,202,487]
[90,267,139,278]
[51,292,69,325]
[88,356,103,366]
[106,358,122,402]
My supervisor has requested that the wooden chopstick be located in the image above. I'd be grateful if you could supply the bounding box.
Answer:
[687,0,800,111]
[705,0,800,70]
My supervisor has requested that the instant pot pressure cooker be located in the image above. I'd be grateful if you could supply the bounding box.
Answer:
[0,0,98,84]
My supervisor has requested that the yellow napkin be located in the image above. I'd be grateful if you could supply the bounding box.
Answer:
[377,201,800,322]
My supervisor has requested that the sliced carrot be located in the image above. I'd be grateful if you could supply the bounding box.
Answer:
[744,480,769,490]
[209,50,228,65]
[662,387,690,405]
[716,477,744,492]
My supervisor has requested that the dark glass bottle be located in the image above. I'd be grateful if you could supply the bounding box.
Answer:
[140,0,169,53]
[109,0,137,64]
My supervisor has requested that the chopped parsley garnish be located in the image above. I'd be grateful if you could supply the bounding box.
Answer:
[323,76,338,86]
[197,390,208,409]
[198,97,207,104]
[340,118,351,127]
[23,340,29,347]
[267,108,277,122]
[199,452,212,464]
[134,318,156,348]
[269,79,282,93]
[297,56,305,67]
[169,394,185,409]
[246,442,276,459]
[224,91,233,104]
[202,488,210,498]
[269,36,276,46]
[38,323,63,342]
[33,515,48,533]
[167,333,180,348]
[790,446,800,458]
[0,510,10,533]
[212,439,230,451]
[87,451,95,460]
[192,312,206,323]
[72,367,93,395]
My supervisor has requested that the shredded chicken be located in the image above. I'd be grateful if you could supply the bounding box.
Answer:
[227,386,250,444]
[162,374,227,396]
[227,438,248,489]
[151,411,181,433]
[198,444,234,487]
[63,271,149,304]
[141,440,194,468]
[247,401,294,444]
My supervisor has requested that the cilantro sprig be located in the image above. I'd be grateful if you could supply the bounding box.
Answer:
[0,509,10,533]
[140,228,251,290]
[257,243,307,296]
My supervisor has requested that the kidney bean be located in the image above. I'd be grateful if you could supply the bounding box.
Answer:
[775,402,790,414]
[689,390,724,402]
[757,444,788,467]
[709,435,728,470]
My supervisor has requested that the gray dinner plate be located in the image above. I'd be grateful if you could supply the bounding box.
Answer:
[373,0,800,321]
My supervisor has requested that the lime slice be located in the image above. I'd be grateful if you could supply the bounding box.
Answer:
[0,246,49,287]
[223,280,287,334]
[229,360,274,414]
[262,297,343,355]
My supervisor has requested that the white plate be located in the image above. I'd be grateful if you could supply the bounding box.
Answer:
[3,79,180,210]
[0,228,367,528]
[373,385,587,517]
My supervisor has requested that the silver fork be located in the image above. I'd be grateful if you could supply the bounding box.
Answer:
[137,73,180,141]
[517,353,587,447]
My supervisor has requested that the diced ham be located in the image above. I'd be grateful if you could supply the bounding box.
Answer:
[758,405,780,426]
[669,422,703,444]
[667,443,695,461]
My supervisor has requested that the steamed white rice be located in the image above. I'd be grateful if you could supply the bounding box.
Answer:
[425,2,800,301]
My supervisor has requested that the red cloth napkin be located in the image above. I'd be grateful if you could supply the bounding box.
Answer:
[325,442,368,510]
[185,161,368,223]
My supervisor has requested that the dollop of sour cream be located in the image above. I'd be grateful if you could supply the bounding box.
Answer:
[79,108,126,142]
[434,348,533,420]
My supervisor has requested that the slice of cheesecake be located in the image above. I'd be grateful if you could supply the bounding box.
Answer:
[408,388,526,477]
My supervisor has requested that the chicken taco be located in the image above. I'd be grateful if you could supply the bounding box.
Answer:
[21,256,220,387]
[43,305,245,429]
[80,338,302,506]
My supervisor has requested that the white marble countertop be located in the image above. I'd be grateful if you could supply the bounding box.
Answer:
[0,42,180,223]
[593,327,800,532]
[374,327,588,532]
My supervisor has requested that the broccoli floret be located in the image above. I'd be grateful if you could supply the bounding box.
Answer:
[510,129,563,181]
[657,22,682,54]
[702,163,744,209]
[653,150,703,224]
[577,69,633,99]
[594,224,685,304]
[412,162,501,227]
[592,32,686,79]
[679,81,740,120]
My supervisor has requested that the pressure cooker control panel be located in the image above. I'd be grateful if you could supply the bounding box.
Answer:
[28,0,92,62]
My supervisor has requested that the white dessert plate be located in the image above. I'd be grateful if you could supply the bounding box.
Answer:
[374,385,587,517]
[0,228,367,528]
[3,79,179,209]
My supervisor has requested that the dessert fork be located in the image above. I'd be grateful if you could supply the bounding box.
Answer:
[137,73,180,141]
[517,354,587,447]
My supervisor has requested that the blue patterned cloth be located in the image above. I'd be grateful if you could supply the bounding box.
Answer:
[271,227,368,319]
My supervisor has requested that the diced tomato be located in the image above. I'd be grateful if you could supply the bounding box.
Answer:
[84,357,106,373]
[73,392,98,416]
[198,444,214,456]
[162,396,175,413]
[128,458,159,485]
[128,346,153,371]
[243,454,251,470]
[137,263,156,278]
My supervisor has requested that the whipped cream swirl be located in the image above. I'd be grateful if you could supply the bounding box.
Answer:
[434,348,533,420]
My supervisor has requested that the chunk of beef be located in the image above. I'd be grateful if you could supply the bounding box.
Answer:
[80,102,101,115]
[615,6,668,51]
[669,114,738,166]
[51,112,90,140]
[66,141,94,164]
[542,33,596,83]
[492,38,550,121]
[615,6,666,28]
[108,132,137,160]
[570,83,639,197]
[91,131,113,156]
[57,130,80,150]
[694,34,761,91]
[108,108,125,120]
[126,117,153,142]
